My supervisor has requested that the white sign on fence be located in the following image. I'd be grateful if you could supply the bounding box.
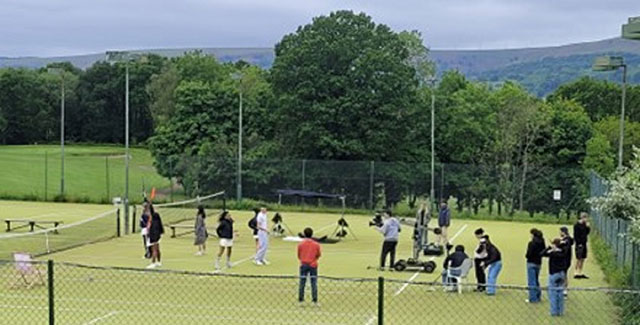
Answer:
[553,190,562,201]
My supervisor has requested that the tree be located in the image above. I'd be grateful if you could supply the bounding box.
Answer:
[589,147,640,244]
[148,60,276,196]
[0,69,54,144]
[398,30,435,87]
[584,132,615,177]
[271,10,418,162]
[594,116,640,167]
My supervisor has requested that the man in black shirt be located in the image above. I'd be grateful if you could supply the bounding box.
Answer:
[573,212,591,279]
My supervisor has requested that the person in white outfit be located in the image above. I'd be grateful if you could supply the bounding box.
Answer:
[254,207,270,265]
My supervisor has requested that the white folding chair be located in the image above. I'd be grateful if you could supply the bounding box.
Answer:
[446,258,473,294]
[11,252,45,289]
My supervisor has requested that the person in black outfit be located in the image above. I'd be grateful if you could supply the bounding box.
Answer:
[441,245,469,289]
[484,235,502,295]
[215,211,235,270]
[573,212,591,279]
[146,205,164,269]
[542,238,568,316]
[473,228,487,292]
[559,226,573,297]
[525,228,545,303]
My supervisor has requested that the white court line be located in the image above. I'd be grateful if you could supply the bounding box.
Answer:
[83,311,119,325]
[212,254,255,274]
[393,223,468,296]
[364,223,468,325]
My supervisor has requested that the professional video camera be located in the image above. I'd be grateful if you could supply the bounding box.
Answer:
[368,213,383,227]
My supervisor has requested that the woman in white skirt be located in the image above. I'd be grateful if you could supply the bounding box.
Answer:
[194,206,208,256]
[215,211,236,270]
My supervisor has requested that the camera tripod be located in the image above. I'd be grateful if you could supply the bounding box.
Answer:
[330,217,358,240]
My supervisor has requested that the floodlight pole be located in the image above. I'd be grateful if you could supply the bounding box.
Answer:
[429,79,436,213]
[59,74,65,196]
[125,61,130,234]
[231,72,244,202]
[48,68,66,196]
[237,86,243,202]
[619,64,627,169]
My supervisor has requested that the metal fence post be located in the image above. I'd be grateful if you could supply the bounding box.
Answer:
[369,161,374,210]
[633,243,638,288]
[48,259,54,325]
[169,160,174,203]
[44,151,48,201]
[132,204,137,234]
[105,156,110,202]
[116,208,121,237]
[615,219,621,265]
[378,276,384,325]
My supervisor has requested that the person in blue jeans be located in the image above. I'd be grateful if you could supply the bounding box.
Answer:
[525,228,545,303]
[298,228,322,305]
[542,238,567,316]
[483,235,502,295]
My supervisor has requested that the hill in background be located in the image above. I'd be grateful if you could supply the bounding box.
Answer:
[2,38,640,96]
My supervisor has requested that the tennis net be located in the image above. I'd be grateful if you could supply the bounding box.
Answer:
[133,191,226,233]
[0,209,119,259]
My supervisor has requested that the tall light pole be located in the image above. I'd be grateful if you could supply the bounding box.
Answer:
[429,77,437,213]
[231,72,244,202]
[593,56,627,169]
[47,68,65,196]
[106,51,138,234]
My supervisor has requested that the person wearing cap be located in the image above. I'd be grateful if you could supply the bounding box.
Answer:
[375,210,401,269]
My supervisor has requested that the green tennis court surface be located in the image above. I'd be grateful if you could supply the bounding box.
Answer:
[0,200,628,324]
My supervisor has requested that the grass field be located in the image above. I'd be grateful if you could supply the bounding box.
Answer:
[0,200,628,324]
[0,145,169,203]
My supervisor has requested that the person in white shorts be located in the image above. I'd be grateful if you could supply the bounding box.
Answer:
[254,207,270,265]
[215,211,236,270]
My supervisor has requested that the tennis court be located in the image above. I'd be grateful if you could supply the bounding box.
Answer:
[0,198,635,324]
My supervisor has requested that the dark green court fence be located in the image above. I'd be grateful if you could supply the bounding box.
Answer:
[590,172,640,289]
[2,260,640,324]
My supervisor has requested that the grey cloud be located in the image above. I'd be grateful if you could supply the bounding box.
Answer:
[0,0,638,56]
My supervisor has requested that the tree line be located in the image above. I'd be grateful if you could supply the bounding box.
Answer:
[0,10,638,216]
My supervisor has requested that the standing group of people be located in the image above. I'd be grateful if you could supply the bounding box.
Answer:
[524,212,591,316]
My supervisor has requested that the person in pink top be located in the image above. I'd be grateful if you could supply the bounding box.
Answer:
[297,227,322,306]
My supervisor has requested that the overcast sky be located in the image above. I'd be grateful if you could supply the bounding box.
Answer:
[1,0,638,57]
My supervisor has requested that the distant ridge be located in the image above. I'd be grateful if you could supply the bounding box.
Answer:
[1,37,639,96]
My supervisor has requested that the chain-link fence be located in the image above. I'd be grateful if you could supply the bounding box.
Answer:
[590,172,640,289]
[167,156,589,217]
[2,260,640,324]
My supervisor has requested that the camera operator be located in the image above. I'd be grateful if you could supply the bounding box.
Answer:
[375,210,401,269]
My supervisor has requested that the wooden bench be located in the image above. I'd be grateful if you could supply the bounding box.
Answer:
[5,219,63,233]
